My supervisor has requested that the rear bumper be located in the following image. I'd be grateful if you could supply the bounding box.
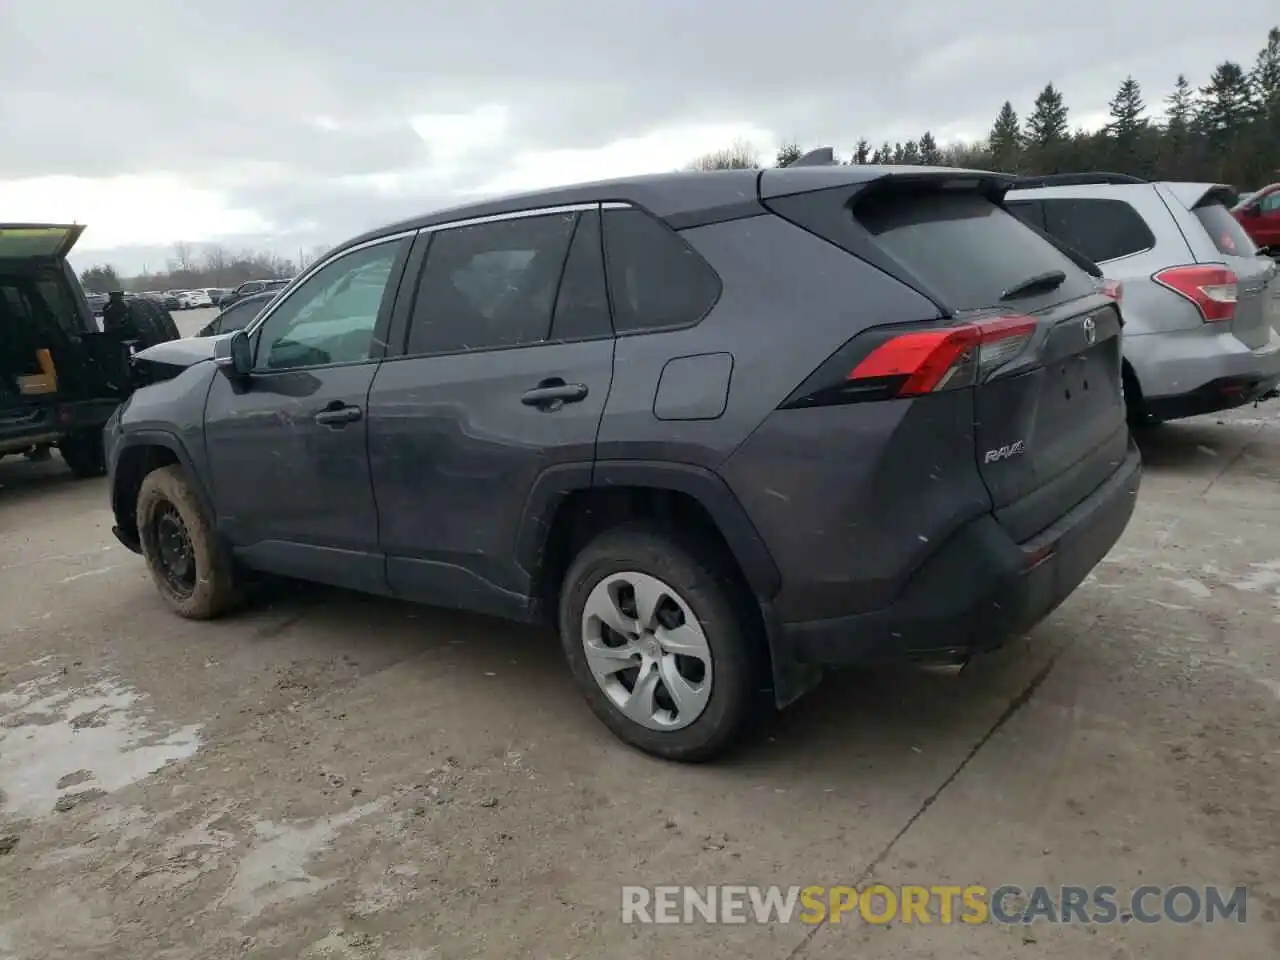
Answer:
[782,442,1142,665]
[1126,326,1280,418]
[1144,373,1280,421]
[0,399,119,454]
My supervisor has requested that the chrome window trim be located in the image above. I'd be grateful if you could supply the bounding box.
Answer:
[244,202,636,339]
[244,228,417,336]
[417,201,611,235]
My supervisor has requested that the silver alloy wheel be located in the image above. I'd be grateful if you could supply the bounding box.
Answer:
[580,571,714,731]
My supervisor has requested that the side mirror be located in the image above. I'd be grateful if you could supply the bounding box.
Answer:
[1241,204,1260,216]
[214,329,253,379]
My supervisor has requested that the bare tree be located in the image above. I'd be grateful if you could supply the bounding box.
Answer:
[172,241,196,274]
[119,244,306,291]
[201,245,231,285]
[687,139,759,171]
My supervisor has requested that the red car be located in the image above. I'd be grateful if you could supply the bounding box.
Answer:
[1233,182,1280,252]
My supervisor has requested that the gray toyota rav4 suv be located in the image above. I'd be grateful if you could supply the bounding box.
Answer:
[105,164,1142,761]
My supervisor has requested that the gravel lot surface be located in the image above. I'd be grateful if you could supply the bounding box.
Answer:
[2,350,1278,957]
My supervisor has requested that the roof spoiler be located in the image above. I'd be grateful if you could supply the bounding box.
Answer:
[1007,172,1146,189]
[789,147,838,167]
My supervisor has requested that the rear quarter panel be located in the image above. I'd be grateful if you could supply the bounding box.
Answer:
[595,212,942,467]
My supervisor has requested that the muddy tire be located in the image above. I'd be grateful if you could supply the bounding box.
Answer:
[58,430,106,478]
[558,522,764,762]
[129,298,181,347]
[136,465,240,619]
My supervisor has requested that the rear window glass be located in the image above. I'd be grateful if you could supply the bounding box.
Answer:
[854,189,1094,311]
[1193,203,1257,257]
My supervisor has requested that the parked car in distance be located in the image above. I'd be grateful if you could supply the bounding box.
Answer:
[178,289,212,309]
[193,291,275,337]
[217,278,291,310]
[1,223,180,477]
[1007,173,1280,426]
[204,287,229,306]
[106,163,1141,761]
[1232,182,1280,253]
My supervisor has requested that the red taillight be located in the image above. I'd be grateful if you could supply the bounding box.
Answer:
[1099,279,1123,302]
[848,315,1036,397]
[1153,265,1237,322]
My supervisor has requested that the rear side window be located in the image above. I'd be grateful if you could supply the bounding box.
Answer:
[1193,202,1257,257]
[407,211,578,355]
[1039,198,1155,263]
[1006,199,1045,230]
[853,189,1095,311]
[602,207,720,334]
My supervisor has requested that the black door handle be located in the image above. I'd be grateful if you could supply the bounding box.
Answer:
[521,381,588,407]
[314,404,362,426]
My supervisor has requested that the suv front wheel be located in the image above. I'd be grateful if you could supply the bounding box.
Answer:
[558,523,762,762]
[136,465,240,619]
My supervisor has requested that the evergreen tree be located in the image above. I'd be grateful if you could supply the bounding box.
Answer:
[891,142,905,164]
[1250,27,1280,174]
[79,264,122,292]
[900,140,922,164]
[919,131,942,165]
[1195,61,1254,146]
[1196,61,1256,181]
[775,142,803,167]
[1106,76,1151,175]
[1025,83,1070,148]
[989,101,1022,172]
[1162,74,1199,179]
[1024,83,1071,173]
[853,139,871,164]
[1107,76,1148,138]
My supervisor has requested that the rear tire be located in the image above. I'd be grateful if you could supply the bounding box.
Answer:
[558,522,763,762]
[136,465,240,619]
[59,431,106,478]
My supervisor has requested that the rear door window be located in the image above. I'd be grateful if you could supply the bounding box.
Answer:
[853,189,1095,311]
[407,211,578,355]
[1039,198,1155,263]
[602,207,721,334]
[1193,202,1258,257]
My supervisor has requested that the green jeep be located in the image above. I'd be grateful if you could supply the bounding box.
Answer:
[1,223,179,477]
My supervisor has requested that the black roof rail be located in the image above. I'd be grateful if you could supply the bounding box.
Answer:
[789,147,838,167]
[1008,172,1147,189]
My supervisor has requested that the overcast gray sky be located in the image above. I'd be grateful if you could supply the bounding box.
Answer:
[1,1,1274,273]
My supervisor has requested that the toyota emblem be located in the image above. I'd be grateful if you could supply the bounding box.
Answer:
[1082,315,1097,345]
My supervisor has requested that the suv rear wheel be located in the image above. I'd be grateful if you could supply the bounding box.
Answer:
[136,465,240,619]
[558,523,762,762]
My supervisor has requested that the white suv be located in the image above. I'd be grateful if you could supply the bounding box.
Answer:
[1007,173,1280,425]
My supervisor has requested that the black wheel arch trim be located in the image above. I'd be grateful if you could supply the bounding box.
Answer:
[113,430,216,526]
[514,459,781,601]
